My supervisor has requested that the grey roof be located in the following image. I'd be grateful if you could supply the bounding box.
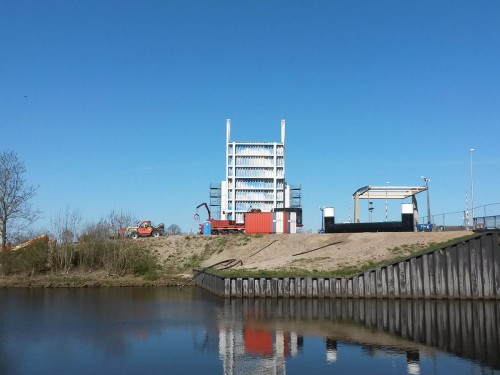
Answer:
[353,185,427,200]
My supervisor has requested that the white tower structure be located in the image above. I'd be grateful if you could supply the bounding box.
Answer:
[221,119,287,223]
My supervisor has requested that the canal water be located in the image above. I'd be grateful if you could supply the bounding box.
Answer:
[0,287,498,375]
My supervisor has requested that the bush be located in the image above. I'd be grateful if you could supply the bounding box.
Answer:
[0,242,49,275]
[133,252,160,280]
[0,234,162,279]
[50,243,77,274]
[76,240,107,271]
[97,240,159,277]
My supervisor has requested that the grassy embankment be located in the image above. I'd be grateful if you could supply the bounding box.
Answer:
[0,234,256,287]
[0,233,476,287]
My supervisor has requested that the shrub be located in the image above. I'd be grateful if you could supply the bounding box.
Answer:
[0,241,49,275]
[0,234,162,279]
[50,243,77,274]
[75,241,105,271]
[96,240,160,277]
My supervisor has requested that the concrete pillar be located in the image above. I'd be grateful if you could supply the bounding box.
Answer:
[412,195,419,231]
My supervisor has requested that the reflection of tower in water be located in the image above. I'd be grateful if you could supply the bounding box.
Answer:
[406,351,420,375]
[325,338,337,363]
[212,296,499,372]
[218,325,303,375]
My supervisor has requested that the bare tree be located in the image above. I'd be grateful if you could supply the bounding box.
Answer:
[0,151,39,249]
[167,224,182,235]
[104,209,136,234]
[78,210,136,242]
[51,206,82,244]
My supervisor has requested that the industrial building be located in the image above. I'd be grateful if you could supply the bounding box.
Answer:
[212,119,301,224]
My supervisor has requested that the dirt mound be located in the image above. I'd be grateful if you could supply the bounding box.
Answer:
[146,231,470,276]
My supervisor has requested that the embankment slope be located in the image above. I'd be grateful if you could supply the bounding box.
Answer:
[154,231,470,276]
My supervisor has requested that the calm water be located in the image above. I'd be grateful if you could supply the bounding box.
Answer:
[0,287,498,375]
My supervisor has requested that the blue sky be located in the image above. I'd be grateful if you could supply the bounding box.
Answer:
[1,0,499,233]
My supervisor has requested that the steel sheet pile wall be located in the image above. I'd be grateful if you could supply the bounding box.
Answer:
[194,232,500,299]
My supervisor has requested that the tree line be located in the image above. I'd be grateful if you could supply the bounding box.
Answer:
[0,150,182,249]
[0,150,186,279]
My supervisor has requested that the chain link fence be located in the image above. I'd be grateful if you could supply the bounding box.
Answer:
[419,202,500,231]
[474,215,500,230]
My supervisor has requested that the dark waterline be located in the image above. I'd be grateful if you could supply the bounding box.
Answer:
[0,287,498,375]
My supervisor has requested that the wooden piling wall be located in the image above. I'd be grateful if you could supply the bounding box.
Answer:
[194,232,500,299]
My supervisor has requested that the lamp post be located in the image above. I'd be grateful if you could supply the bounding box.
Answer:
[421,176,431,225]
[320,207,324,233]
[385,182,390,222]
[369,201,374,223]
[470,148,475,228]
[348,200,353,223]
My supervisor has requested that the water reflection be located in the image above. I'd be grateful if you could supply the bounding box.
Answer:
[218,298,500,374]
[0,288,498,375]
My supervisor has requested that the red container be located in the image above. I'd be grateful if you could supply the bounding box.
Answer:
[245,212,273,234]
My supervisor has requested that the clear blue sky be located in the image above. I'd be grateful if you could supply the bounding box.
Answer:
[1,1,499,234]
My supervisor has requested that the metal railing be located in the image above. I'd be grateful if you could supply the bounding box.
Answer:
[419,202,500,231]
[474,215,500,230]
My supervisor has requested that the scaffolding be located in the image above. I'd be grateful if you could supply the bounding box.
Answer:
[210,183,221,220]
[289,184,302,208]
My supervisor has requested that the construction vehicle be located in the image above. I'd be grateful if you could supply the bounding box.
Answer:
[120,220,165,239]
[194,203,245,235]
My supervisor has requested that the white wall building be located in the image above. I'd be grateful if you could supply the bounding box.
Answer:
[221,119,289,223]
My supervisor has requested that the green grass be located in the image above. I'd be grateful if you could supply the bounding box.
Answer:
[388,233,476,259]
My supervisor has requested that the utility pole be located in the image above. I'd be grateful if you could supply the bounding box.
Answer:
[385,182,390,222]
[470,148,475,229]
[320,207,324,233]
[421,176,431,225]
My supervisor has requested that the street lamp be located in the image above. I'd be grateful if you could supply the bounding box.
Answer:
[421,176,431,225]
[385,181,390,222]
[369,201,374,223]
[320,207,324,233]
[470,148,475,228]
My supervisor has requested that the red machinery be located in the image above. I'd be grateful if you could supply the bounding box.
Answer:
[194,203,245,235]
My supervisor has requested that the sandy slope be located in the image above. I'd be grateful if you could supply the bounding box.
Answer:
[150,231,469,275]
